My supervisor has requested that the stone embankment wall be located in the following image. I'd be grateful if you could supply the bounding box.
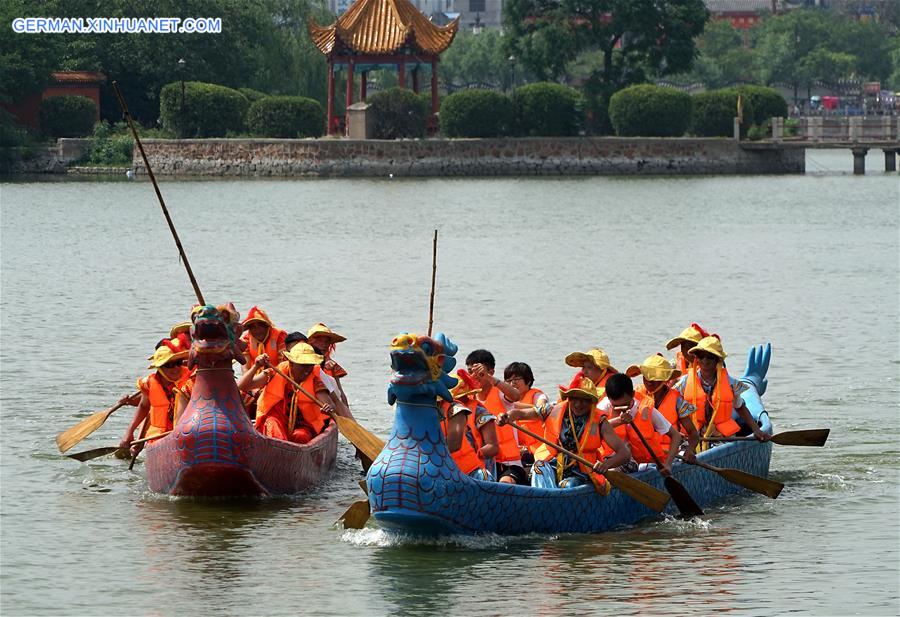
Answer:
[133,137,805,177]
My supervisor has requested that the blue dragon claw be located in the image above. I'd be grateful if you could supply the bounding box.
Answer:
[741,342,771,396]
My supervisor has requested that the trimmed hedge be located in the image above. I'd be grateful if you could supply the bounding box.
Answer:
[246,96,325,138]
[39,95,96,138]
[735,85,787,126]
[238,87,268,103]
[609,85,693,137]
[159,81,248,138]
[367,87,428,139]
[440,89,513,137]
[513,82,583,137]
[691,89,738,137]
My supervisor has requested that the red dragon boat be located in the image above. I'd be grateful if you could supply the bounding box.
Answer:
[144,304,338,497]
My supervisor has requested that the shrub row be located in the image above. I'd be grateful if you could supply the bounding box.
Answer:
[691,86,788,137]
[439,82,583,138]
[159,82,325,138]
[39,96,97,138]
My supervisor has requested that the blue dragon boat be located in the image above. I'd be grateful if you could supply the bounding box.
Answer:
[366,333,774,535]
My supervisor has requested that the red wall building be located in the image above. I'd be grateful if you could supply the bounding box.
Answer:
[2,71,106,129]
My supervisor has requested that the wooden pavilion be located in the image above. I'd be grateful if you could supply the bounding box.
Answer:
[308,0,458,134]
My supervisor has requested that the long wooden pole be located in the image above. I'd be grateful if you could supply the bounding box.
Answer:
[427,229,437,337]
[111,81,205,306]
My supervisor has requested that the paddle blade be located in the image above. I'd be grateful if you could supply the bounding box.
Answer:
[772,428,829,447]
[664,476,704,518]
[338,500,371,530]
[56,408,119,453]
[717,467,784,499]
[333,415,385,465]
[66,447,123,462]
[603,470,670,513]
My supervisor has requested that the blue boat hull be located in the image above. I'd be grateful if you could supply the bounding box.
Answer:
[368,343,774,536]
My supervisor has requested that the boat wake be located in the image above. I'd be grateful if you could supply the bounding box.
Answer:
[340,528,554,549]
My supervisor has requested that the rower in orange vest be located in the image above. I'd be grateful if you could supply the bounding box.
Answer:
[502,361,549,462]
[665,323,708,376]
[119,340,192,456]
[601,373,683,475]
[564,348,618,395]
[306,322,350,409]
[239,343,335,443]
[626,353,701,462]
[466,349,526,485]
[240,306,287,374]
[673,335,770,450]
[501,377,630,491]
[439,369,500,481]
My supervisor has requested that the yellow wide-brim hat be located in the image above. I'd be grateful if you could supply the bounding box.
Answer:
[666,323,707,350]
[564,348,616,373]
[147,345,188,369]
[169,321,192,338]
[689,336,727,360]
[558,377,600,403]
[306,322,347,343]
[626,353,681,382]
[282,342,323,366]
[242,305,273,327]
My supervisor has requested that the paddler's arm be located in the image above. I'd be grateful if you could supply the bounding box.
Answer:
[445,407,467,452]
[119,393,150,450]
[736,401,770,441]
[662,424,682,476]
[679,416,700,463]
[237,355,270,391]
[593,418,631,474]
[499,400,552,425]
[315,389,335,417]
[477,419,500,460]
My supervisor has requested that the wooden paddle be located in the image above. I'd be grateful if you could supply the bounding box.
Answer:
[55,392,138,453]
[702,428,829,447]
[677,455,784,499]
[338,500,371,529]
[507,420,670,513]
[627,422,704,518]
[67,431,172,462]
[268,364,385,466]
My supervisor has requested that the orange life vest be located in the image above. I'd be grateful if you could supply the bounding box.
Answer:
[256,361,327,435]
[683,366,741,438]
[635,384,681,450]
[243,327,287,367]
[622,393,671,464]
[137,368,191,438]
[439,399,486,475]
[479,386,519,463]
[534,402,608,487]
[515,388,546,453]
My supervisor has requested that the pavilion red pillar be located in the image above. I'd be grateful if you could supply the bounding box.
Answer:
[412,68,419,94]
[327,60,335,134]
[398,60,406,89]
[360,71,367,101]
[430,58,438,115]
[345,60,354,135]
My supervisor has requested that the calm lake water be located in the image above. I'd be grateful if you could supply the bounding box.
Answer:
[1,150,898,616]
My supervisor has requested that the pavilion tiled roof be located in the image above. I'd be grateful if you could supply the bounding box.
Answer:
[51,71,106,83]
[309,0,458,56]
[705,0,776,13]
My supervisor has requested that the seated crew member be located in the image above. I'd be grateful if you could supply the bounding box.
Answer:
[673,335,769,449]
[500,377,630,491]
[439,369,500,481]
[119,340,192,456]
[626,353,701,462]
[665,323,708,376]
[307,322,349,407]
[503,362,549,462]
[467,349,525,485]
[239,343,335,443]
[564,348,618,394]
[240,306,287,374]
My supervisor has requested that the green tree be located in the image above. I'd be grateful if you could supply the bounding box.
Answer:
[0,0,65,103]
[503,0,709,87]
[441,31,518,90]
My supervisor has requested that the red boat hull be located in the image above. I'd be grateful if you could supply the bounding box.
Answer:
[144,378,338,497]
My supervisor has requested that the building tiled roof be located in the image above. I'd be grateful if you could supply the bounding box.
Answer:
[51,71,106,83]
[705,0,775,13]
[309,0,458,56]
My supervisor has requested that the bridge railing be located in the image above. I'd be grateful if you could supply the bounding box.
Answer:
[790,116,900,143]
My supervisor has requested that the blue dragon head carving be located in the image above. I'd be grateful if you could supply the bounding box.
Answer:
[387,332,458,406]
